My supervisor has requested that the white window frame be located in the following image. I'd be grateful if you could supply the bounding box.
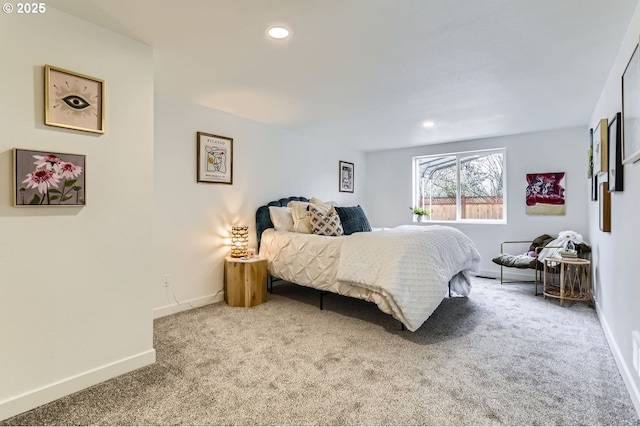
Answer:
[412,148,507,224]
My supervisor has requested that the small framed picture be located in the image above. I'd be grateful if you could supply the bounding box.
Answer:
[592,118,608,175]
[339,160,354,193]
[588,128,593,178]
[197,132,233,184]
[45,65,105,134]
[14,149,86,207]
[608,112,624,192]
[599,181,611,232]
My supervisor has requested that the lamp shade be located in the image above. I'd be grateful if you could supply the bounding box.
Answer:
[230,226,249,258]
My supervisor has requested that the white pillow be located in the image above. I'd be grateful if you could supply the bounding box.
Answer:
[287,201,313,234]
[268,206,294,231]
[537,238,564,262]
[310,197,338,206]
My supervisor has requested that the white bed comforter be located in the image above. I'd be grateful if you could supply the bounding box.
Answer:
[337,225,481,331]
[260,225,481,331]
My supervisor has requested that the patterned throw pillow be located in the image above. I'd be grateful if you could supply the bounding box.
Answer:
[309,203,344,236]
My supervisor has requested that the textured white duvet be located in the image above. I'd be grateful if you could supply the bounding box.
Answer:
[260,225,481,331]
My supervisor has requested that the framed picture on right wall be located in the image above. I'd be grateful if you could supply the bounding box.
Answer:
[608,112,624,192]
[593,118,608,175]
[599,181,611,232]
[622,42,640,164]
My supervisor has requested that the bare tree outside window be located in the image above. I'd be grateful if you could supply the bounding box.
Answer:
[414,149,505,222]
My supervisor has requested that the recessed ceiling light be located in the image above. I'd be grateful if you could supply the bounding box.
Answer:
[422,121,435,128]
[267,26,290,40]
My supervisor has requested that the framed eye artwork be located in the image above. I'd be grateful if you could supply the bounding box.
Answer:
[44,65,105,134]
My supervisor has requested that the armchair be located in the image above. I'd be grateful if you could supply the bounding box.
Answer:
[493,234,590,295]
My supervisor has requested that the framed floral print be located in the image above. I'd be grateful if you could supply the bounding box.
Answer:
[45,65,105,134]
[14,149,86,206]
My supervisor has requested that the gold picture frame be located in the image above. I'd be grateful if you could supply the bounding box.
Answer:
[197,132,233,184]
[45,65,105,134]
[592,118,608,175]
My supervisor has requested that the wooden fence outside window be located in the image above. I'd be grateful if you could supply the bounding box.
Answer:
[420,196,503,220]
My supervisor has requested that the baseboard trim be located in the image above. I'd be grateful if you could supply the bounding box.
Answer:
[596,300,640,418]
[0,349,156,422]
[153,292,223,319]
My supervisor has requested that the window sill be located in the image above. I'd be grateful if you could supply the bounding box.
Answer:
[413,219,507,225]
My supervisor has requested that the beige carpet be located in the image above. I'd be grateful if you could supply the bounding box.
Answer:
[2,277,639,426]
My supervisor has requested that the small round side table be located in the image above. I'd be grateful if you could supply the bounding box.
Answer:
[542,256,592,307]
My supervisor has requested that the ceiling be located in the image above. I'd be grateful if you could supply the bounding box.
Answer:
[49,0,638,151]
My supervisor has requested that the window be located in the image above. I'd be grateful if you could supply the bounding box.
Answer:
[413,148,506,223]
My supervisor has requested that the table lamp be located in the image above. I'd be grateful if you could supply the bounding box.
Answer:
[230,226,249,258]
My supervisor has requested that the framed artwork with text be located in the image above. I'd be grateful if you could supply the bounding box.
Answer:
[197,132,233,184]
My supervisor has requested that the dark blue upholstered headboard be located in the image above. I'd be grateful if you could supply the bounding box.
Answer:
[256,196,309,249]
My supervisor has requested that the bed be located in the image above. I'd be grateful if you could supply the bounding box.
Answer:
[256,197,481,331]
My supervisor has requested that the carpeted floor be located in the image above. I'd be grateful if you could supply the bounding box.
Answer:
[2,277,639,426]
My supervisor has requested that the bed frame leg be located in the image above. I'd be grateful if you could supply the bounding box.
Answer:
[319,290,330,310]
[401,322,406,331]
[267,275,273,294]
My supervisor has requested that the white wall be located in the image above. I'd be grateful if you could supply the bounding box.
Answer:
[589,0,640,414]
[364,127,589,279]
[152,93,365,317]
[0,9,155,420]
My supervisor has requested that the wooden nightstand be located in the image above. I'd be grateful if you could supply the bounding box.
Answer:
[224,256,267,307]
